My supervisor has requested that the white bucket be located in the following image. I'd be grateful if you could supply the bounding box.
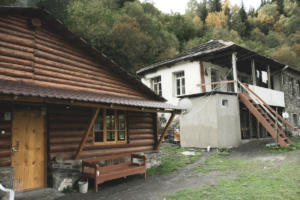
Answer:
[78,181,88,194]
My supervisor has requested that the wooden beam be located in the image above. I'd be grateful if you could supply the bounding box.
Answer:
[251,59,256,86]
[155,112,176,150]
[232,52,238,92]
[196,80,236,87]
[267,65,271,89]
[74,108,100,159]
[199,61,206,92]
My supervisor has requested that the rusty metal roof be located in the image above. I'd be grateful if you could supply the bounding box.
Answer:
[0,6,165,102]
[0,80,179,110]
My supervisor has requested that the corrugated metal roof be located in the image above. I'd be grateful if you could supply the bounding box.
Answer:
[136,40,292,75]
[0,80,179,110]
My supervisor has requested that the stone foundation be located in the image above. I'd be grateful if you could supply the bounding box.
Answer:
[0,167,14,198]
[51,160,82,191]
[135,150,161,169]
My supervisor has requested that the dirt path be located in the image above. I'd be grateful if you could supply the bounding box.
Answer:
[56,152,237,200]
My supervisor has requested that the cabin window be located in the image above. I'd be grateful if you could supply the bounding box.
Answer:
[174,71,185,96]
[94,109,127,144]
[151,76,162,96]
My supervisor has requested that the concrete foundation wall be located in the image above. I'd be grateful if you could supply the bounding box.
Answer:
[180,95,219,148]
[180,94,242,148]
[216,94,242,147]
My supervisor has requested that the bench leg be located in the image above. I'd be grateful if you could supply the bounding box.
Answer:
[95,180,98,192]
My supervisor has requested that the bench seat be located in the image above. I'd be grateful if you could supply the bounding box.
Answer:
[82,153,146,192]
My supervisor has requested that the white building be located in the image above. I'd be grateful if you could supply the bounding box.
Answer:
[137,40,300,148]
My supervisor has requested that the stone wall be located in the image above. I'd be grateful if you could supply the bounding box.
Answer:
[50,151,161,192]
[282,70,300,136]
[50,160,82,191]
[0,167,13,198]
[135,150,161,169]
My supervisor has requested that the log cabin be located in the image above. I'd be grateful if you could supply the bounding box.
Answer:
[0,7,180,193]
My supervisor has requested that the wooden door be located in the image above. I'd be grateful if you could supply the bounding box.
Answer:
[11,110,46,191]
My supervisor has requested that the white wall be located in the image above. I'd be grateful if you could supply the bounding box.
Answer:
[141,61,201,105]
[248,85,285,107]
[180,94,242,148]
[140,61,231,106]
[180,96,219,148]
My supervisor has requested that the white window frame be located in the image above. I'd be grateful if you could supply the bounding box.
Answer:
[151,76,162,96]
[174,71,185,96]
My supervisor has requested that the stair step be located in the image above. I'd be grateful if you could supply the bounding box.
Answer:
[240,93,293,148]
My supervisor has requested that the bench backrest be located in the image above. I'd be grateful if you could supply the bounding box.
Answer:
[83,153,131,165]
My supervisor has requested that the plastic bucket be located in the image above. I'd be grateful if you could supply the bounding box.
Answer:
[78,181,88,194]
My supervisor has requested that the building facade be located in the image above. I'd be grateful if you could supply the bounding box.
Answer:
[0,7,179,194]
[137,40,300,148]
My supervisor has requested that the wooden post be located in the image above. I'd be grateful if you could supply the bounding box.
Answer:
[155,112,176,150]
[257,121,260,139]
[267,65,271,89]
[232,52,238,93]
[249,111,253,139]
[74,108,100,159]
[200,61,206,92]
[251,59,256,86]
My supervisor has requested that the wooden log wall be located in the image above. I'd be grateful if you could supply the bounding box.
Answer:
[0,14,149,99]
[0,104,12,167]
[48,105,157,160]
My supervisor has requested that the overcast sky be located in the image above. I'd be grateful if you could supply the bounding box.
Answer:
[142,0,261,14]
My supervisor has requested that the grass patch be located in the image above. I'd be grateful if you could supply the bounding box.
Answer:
[195,154,255,174]
[266,138,300,153]
[147,144,201,176]
[166,157,300,200]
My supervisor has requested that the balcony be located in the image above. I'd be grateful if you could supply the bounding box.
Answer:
[248,85,285,107]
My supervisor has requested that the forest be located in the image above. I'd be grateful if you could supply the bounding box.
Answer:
[1,0,300,73]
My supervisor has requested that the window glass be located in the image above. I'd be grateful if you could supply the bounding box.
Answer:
[151,76,162,96]
[94,109,127,144]
[175,71,185,96]
[95,132,103,142]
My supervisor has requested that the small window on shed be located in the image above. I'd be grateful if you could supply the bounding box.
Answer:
[222,99,228,107]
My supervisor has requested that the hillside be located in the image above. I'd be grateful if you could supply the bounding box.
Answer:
[2,0,300,72]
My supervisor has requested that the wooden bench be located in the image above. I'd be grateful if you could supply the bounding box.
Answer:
[82,153,146,192]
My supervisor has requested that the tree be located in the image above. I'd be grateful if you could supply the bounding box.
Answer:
[275,0,284,14]
[197,0,208,23]
[205,11,228,29]
[208,0,222,12]
[186,0,199,16]
[37,0,71,21]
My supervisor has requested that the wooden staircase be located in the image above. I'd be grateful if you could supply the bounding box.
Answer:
[238,81,294,147]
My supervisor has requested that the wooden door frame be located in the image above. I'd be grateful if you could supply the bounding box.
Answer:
[11,105,48,190]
